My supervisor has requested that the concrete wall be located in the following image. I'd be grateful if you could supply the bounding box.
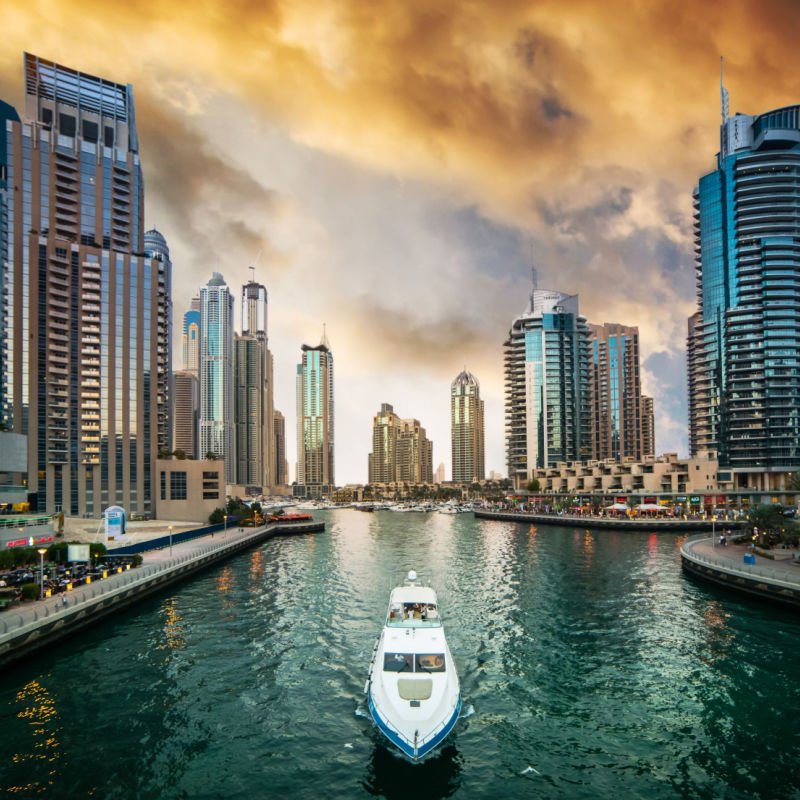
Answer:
[154,459,225,522]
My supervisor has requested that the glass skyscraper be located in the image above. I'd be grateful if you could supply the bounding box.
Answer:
[241,278,274,490]
[587,323,644,462]
[689,101,800,480]
[296,330,334,497]
[504,289,590,486]
[199,272,234,483]
[2,53,171,515]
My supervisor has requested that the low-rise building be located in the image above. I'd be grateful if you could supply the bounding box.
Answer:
[155,458,225,523]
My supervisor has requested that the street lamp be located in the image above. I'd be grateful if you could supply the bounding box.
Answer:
[38,548,48,600]
[168,525,173,557]
[712,514,717,547]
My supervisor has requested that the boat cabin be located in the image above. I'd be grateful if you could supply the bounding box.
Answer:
[386,585,441,627]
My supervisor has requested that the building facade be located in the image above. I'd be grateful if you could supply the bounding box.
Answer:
[234,334,263,488]
[182,304,200,375]
[155,457,224,523]
[504,288,590,487]
[368,402,433,485]
[199,272,234,483]
[641,395,655,458]
[273,409,286,486]
[172,370,198,459]
[688,98,800,484]
[2,53,171,515]
[450,369,485,482]
[241,279,274,490]
[296,332,334,497]
[587,323,644,462]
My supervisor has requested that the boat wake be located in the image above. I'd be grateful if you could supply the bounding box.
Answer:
[460,704,475,719]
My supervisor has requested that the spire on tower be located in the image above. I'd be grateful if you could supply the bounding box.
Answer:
[320,322,330,349]
[530,265,538,311]
[720,55,730,124]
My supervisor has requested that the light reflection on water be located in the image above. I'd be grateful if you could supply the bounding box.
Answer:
[0,512,798,799]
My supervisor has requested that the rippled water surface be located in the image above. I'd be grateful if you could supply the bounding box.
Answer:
[1,512,798,799]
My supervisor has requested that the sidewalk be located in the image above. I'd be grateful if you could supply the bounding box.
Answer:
[690,539,800,582]
[1,525,258,628]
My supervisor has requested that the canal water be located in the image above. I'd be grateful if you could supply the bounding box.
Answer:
[1,512,798,799]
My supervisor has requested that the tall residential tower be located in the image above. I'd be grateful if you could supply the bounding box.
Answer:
[450,370,484,482]
[2,53,171,514]
[504,288,590,487]
[688,93,800,485]
[296,330,334,497]
[199,272,234,483]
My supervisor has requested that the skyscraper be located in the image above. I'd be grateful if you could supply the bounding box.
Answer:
[273,409,286,486]
[241,278,274,490]
[0,100,19,429]
[587,323,644,461]
[2,53,171,515]
[688,96,800,480]
[296,330,334,497]
[172,370,198,458]
[504,287,590,487]
[641,395,655,458]
[368,403,433,485]
[182,302,200,375]
[450,370,485,482]
[234,334,262,487]
[199,272,234,483]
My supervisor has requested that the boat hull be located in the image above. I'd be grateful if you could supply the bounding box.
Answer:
[368,688,461,760]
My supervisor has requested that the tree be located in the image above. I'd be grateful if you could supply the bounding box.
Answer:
[173,449,187,460]
[526,479,541,493]
[209,508,225,524]
[205,452,218,461]
[747,504,798,545]
[787,472,800,492]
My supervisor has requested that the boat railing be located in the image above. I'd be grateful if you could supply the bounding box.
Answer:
[416,694,461,749]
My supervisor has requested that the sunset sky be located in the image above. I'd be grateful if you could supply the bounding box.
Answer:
[4,0,800,485]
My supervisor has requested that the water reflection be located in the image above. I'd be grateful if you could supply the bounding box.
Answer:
[5,680,61,796]
[363,742,462,799]
[158,597,186,651]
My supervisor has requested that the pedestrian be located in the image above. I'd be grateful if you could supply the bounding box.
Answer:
[61,594,67,607]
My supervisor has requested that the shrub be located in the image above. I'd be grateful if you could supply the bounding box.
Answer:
[20,582,39,601]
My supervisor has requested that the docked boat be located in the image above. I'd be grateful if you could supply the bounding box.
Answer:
[366,571,461,760]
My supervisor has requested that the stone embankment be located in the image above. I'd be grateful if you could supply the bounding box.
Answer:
[0,519,324,668]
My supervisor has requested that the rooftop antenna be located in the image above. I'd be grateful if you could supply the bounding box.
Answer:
[530,264,538,311]
[321,322,330,348]
[720,56,730,124]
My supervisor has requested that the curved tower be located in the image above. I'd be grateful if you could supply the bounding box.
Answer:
[689,103,800,476]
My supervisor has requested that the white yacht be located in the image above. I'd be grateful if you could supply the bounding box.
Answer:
[366,571,461,760]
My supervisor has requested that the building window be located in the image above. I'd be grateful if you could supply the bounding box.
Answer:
[170,471,187,500]
[202,490,219,500]
[104,125,114,148]
[160,471,166,501]
[82,120,99,143]
[59,113,76,137]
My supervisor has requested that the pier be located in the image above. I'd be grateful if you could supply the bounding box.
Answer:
[473,509,747,532]
[0,518,324,668]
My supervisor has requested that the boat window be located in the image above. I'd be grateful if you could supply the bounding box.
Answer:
[415,653,446,672]
[383,653,414,672]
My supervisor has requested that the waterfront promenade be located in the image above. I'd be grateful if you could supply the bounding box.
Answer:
[0,519,323,667]
[681,536,800,608]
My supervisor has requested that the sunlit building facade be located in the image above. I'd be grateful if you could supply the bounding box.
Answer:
[450,370,484,482]
[641,395,655,458]
[296,331,334,497]
[172,370,198,459]
[241,278,274,490]
[199,272,234,483]
[2,53,171,515]
[182,304,200,375]
[504,289,590,487]
[234,334,262,488]
[273,409,286,486]
[368,402,433,485]
[587,323,643,462]
[689,101,800,484]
